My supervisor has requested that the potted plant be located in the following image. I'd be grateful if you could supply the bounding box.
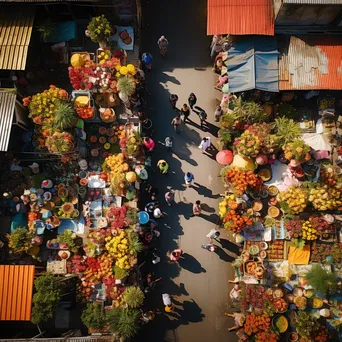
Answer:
[35,19,57,42]
[81,302,107,330]
[126,131,142,158]
[7,228,34,254]
[52,101,77,131]
[57,229,79,253]
[117,76,136,97]
[123,286,144,308]
[31,274,62,324]
[234,130,262,158]
[86,15,112,47]
[273,117,301,147]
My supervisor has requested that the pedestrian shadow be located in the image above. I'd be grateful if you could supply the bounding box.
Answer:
[178,253,206,274]
[193,182,220,199]
[215,246,234,262]
[200,213,220,224]
[159,72,181,85]
[174,298,205,324]
[219,238,241,255]
[172,146,198,167]
[200,202,216,213]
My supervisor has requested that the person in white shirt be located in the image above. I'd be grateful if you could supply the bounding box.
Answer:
[198,137,211,153]
[165,137,173,152]
[206,229,220,243]
[153,204,163,219]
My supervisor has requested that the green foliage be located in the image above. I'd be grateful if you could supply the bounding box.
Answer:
[36,20,56,42]
[273,117,301,147]
[294,311,319,340]
[7,228,34,254]
[87,15,112,43]
[106,308,140,338]
[81,302,107,330]
[128,231,143,254]
[304,264,338,295]
[123,286,144,308]
[291,238,305,249]
[118,76,136,96]
[276,102,296,120]
[218,129,232,147]
[113,266,129,280]
[31,274,62,325]
[53,101,76,131]
[57,229,78,253]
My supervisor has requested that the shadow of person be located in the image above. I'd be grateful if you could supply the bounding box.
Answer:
[193,182,220,199]
[178,253,206,273]
[200,213,220,224]
[215,246,234,262]
[219,238,241,255]
[159,72,181,85]
[200,202,216,213]
[172,145,198,166]
[180,299,205,323]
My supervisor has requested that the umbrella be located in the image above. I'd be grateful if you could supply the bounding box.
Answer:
[216,150,233,165]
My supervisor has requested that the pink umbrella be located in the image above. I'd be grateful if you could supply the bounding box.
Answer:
[216,150,233,165]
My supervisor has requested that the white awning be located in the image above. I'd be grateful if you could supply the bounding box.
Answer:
[0,90,16,151]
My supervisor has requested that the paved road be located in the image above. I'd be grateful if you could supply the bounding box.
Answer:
[136,1,238,341]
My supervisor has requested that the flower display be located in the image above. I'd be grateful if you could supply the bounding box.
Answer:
[45,132,74,153]
[87,15,112,44]
[284,139,311,161]
[23,85,68,125]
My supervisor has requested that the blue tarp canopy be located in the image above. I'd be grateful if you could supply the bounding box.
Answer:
[226,36,279,93]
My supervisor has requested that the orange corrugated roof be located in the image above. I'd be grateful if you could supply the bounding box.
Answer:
[207,0,274,36]
[0,265,35,321]
[279,36,342,90]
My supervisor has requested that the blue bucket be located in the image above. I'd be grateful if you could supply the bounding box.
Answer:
[138,211,149,225]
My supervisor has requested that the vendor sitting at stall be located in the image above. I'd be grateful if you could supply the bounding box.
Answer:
[145,201,158,214]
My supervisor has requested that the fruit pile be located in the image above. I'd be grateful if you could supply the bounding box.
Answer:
[278,186,307,214]
[284,139,311,161]
[320,165,338,187]
[114,125,126,139]
[223,167,261,195]
[243,312,271,336]
[234,130,262,158]
[67,254,87,274]
[255,331,280,342]
[218,194,238,218]
[82,253,113,282]
[285,217,304,239]
[76,106,94,120]
[222,209,252,232]
[302,220,317,241]
[102,154,130,183]
[105,230,138,270]
[309,185,342,211]
[240,285,266,311]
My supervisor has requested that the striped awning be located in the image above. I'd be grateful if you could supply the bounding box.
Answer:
[0,8,35,70]
[0,90,16,152]
[0,265,35,321]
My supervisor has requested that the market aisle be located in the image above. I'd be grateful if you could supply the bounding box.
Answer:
[137,1,237,341]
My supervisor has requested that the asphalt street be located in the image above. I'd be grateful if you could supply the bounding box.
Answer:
[136,1,238,341]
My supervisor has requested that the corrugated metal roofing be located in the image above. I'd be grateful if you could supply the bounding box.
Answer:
[207,0,275,36]
[0,265,35,321]
[0,8,35,70]
[0,0,97,2]
[283,0,342,4]
[0,90,16,152]
[278,35,342,90]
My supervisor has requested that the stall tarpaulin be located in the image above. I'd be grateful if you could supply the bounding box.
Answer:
[225,36,279,93]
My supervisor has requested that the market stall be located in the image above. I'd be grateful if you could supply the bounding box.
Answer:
[217,96,342,341]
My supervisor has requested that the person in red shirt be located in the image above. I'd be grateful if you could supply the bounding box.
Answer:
[169,249,183,262]
[143,137,155,152]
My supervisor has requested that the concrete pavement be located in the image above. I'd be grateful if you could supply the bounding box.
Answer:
[136,1,238,341]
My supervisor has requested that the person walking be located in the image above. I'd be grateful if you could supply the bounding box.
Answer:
[157,35,169,58]
[198,137,211,153]
[201,243,217,252]
[169,248,183,262]
[162,293,174,312]
[142,52,153,71]
[180,104,190,123]
[184,172,194,188]
[169,94,178,109]
[214,105,223,122]
[171,115,182,134]
[165,137,173,152]
[206,228,221,243]
[190,200,201,217]
[198,109,208,128]
[153,203,163,219]
[188,93,197,109]
[143,137,155,152]
[157,160,169,175]
[145,184,158,200]
[165,191,174,206]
